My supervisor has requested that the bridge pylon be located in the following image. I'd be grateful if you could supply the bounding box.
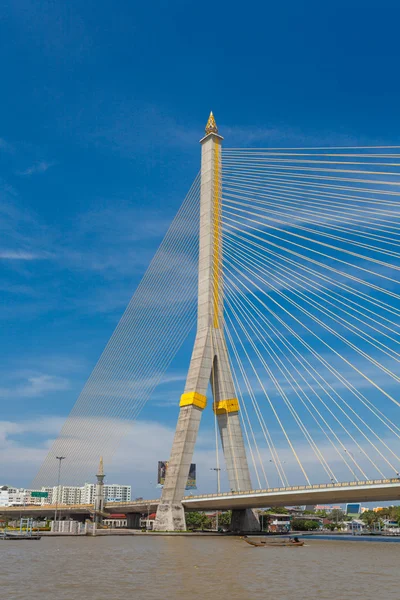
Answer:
[154,113,260,532]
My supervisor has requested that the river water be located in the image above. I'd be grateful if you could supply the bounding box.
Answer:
[1,536,399,600]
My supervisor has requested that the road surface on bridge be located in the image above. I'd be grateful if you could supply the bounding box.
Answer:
[181,477,400,510]
[2,478,400,519]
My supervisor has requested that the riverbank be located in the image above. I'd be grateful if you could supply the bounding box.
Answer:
[33,530,400,541]
[301,533,400,543]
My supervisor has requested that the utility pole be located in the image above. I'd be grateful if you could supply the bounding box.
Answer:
[147,481,153,530]
[210,467,221,531]
[54,456,65,532]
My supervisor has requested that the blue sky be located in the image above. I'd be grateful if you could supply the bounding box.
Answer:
[2,0,400,497]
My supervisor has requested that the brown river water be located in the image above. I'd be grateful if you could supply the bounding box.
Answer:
[1,536,399,600]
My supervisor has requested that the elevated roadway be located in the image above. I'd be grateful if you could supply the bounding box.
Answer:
[182,477,400,511]
[1,478,400,519]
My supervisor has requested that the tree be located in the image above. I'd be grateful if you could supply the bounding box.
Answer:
[374,506,400,525]
[361,510,380,528]
[266,506,289,514]
[186,512,212,530]
[218,511,232,528]
[329,509,345,524]
[325,522,343,531]
[291,519,320,531]
[259,512,272,531]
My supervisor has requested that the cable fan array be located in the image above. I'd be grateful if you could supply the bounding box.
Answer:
[221,147,400,488]
[32,175,200,488]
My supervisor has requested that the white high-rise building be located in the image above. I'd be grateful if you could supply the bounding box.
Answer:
[1,479,131,507]
[104,484,131,503]
[51,485,82,505]
[40,487,54,504]
[81,483,131,504]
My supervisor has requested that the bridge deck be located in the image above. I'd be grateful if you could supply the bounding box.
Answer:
[182,478,400,510]
[1,479,399,517]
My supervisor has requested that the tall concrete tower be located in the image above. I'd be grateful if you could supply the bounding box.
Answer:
[94,456,105,521]
[154,114,259,532]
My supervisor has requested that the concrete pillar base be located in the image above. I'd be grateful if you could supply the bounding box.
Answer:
[126,513,141,529]
[230,509,260,533]
[153,503,186,531]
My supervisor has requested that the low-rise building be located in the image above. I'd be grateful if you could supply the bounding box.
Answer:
[265,513,291,533]
[343,519,367,532]
[103,514,128,528]
[140,512,157,530]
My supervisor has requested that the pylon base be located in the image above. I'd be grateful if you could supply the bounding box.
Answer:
[230,509,260,533]
[153,503,186,532]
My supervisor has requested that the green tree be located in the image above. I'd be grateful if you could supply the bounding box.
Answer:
[186,512,212,530]
[259,512,272,531]
[291,519,320,531]
[329,509,345,524]
[392,506,400,525]
[217,511,232,528]
[325,522,343,531]
[266,506,289,514]
[361,510,379,528]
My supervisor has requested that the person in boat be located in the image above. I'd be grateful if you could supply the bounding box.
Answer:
[292,536,300,543]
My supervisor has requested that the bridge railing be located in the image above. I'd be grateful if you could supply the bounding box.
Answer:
[182,478,400,500]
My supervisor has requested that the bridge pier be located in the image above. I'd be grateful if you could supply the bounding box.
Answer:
[230,509,260,533]
[126,513,141,529]
[154,503,186,531]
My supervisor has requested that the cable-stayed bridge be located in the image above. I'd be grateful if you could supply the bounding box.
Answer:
[27,114,400,531]
[3,479,400,525]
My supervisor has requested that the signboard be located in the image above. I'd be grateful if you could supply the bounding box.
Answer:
[31,491,48,498]
[186,463,196,489]
[158,461,197,490]
[346,503,361,515]
[158,461,168,486]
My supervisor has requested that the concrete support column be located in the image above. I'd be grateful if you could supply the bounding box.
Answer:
[126,513,141,529]
[154,404,203,531]
[154,114,258,532]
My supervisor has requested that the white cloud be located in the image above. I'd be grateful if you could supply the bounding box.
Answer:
[0,374,70,400]
[0,250,50,260]
[17,161,55,176]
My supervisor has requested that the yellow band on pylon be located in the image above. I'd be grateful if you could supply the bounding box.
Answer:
[213,142,221,329]
[213,398,240,414]
[180,392,207,410]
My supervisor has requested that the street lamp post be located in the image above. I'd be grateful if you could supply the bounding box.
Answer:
[54,456,65,533]
[210,468,221,531]
[146,481,153,530]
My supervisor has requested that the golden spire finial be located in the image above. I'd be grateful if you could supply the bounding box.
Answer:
[205,111,218,135]
[98,456,104,476]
